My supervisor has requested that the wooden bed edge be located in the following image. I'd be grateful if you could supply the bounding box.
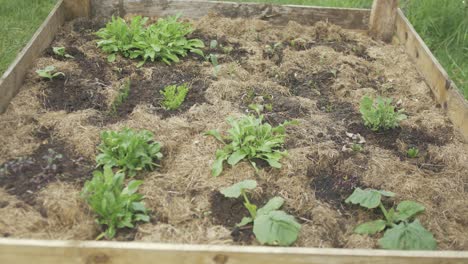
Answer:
[394,9,468,142]
[0,238,467,264]
[0,0,67,114]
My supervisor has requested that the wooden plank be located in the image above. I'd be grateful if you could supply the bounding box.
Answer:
[369,0,398,42]
[0,0,67,114]
[91,0,371,30]
[64,0,91,19]
[394,9,468,142]
[0,238,467,264]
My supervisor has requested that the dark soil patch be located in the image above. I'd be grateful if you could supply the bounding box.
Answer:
[281,70,337,101]
[0,131,93,205]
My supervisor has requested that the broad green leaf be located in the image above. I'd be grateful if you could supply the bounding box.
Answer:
[135,214,150,222]
[345,188,385,209]
[132,202,146,212]
[236,217,253,227]
[257,197,284,216]
[253,210,301,246]
[227,150,247,165]
[204,130,225,143]
[395,201,425,222]
[212,150,229,177]
[108,53,116,62]
[378,220,437,250]
[354,220,387,235]
[220,180,257,198]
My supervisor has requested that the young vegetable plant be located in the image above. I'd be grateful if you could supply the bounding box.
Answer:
[96,128,163,177]
[81,166,150,240]
[220,180,301,246]
[110,79,131,114]
[407,147,419,158]
[345,188,437,250]
[160,83,189,110]
[360,96,407,131]
[96,15,204,66]
[205,112,295,177]
[52,46,74,59]
[36,66,65,81]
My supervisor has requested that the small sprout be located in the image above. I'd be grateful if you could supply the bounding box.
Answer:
[351,143,363,152]
[346,188,437,250]
[52,46,74,59]
[407,147,419,158]
[360,96,407,131]
[265,103,273,112]
[220,180,301,246]
[208,54,220,77]
[222,46,233,54]
[210,40,218,49]
[36,66,65,81]
[160,83,189,111]
[110,79,131,113]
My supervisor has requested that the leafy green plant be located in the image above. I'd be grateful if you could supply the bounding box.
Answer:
[220,180,301,246]
[160,83,189,110]
[81,166,150,240]
[208,53,220,77]
[96,128,163,177]
[36,66,64,80]
[110,79,131,113]
[205,113,295,177]
[345,188,437,250]
[52,46,74,59]
[96,15,204,66]
[407,147,419,158]
[351,143,363,152]
[360,96,407,131]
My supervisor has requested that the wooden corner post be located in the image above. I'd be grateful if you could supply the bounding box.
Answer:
[369,0,398,42]
[64,0,91,19]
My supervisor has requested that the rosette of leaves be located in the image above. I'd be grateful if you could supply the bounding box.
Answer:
[360,96,407,131]
[205,114,295,177]
[160,83,189,110]
[345,188,437,250]
[96,15,204,66]
[36,66,65,81]
[220,180,301,246]
[81,166,150,239]
[96,128,163,177]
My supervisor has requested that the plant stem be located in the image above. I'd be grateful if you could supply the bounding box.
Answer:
[379,202,391,225]
[242,190,256,219]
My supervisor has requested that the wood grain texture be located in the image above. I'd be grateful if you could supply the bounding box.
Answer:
[0,239,467,264]
[394,9,468,142]
[90,0,370,29]
[64,0,91,18]
[0,0,67,114]
[369,0,398,42]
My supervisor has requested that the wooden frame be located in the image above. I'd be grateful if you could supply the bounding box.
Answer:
[0,0,467,262]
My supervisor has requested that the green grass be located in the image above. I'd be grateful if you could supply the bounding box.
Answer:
[0,0,57,75]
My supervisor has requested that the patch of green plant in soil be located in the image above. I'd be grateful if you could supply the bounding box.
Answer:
[360,96,407,132]
[160,83,189,110]
[36,66,65,81]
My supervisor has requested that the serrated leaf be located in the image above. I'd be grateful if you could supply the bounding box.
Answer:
[395,201,425,222]
[345,188,384,209]
[257,197,284,216]
[220,180,257,198]
[253,210,301,246]
[378,220,437,250]
[354,219,387,235]
[236,217,253,227]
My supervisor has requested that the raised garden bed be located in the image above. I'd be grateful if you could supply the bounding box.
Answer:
[0,0,467,263]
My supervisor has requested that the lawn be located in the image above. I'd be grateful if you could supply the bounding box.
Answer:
[0,0,466,98]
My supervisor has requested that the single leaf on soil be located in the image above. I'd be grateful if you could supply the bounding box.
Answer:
[220,180,257,198]
[378,220,437,250]
[354,220,387,235]
[345,188,386,209]
[395,200,425,222]
[257,197,284,216]
[253,210,301,246]
[236,217,253,227]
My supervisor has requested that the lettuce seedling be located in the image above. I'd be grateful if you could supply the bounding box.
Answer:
[205,114,295,177]
[407,147,419,158]
[53,46,74,59]
[345,188,437,250]
[360,96,407,131]
[81,166,150,240]
[36,66,65,81]
[96,128,163,177]
[160,83,189,110]
[220,180,301,246]
[96,15,204,66]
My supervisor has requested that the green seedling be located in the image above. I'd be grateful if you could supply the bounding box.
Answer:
[220,180,301,246]
[210,39,218,49]
[52,46,74,59]
[96,128,163,177]
[160,83,189,110]
[346,188,437,250]
[407,147,419,158]
[110,79,131,113]
[42,148,63,172]
[351,143,363,152]
[96,15,204,66]
[360,96,407,131]
[36,66,65,81]
[208,53,220,77]
[205,113,296,177]
[81,166,150,240]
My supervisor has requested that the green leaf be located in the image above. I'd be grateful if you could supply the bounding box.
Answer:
[236,217,253,227]
[378,220,437,250]
[220,180,257,198]
[253,210,301,246]
[257,197,284,216]
[135,214,150,222]
[108,53,116,62]
[212,150,229,177]
[354,220,387,235]
[345,188,385,209]
[205,130,225,143]
[227,150,247,165]
[376,190,396,197]
[395,201,425,222]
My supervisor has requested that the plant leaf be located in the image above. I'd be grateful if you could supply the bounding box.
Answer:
[378,220,437,250]
[354,220,387,235]
[345,188,385,209]
[236,217,253,227]
[257,197,284,216]
[395,201,425,222]
[205,130,225,143]
[253,210,301,246]
[220,180,257,198]
[227,150,247,165]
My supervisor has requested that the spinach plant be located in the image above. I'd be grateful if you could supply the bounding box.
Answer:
[220,180,301,246]
[96,128,163,177]
[53,46,74,59]
[36,66,65,81]
[160,83,189,110]
[346,188,437,250]
[205,113,295,177]
[407,147,419,158]
[96,15,204,66]
[81,166,150,240]
[360,96,407,131]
